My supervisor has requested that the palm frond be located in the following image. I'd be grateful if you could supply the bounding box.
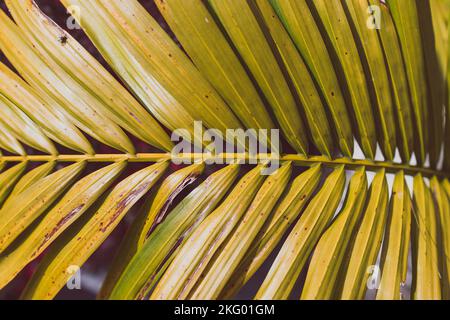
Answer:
[0,0,449,301]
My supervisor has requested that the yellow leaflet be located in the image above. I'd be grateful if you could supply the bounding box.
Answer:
[256,166,346,300]
[208,0,308,155]
[311,0,377,159]
[302,167,368,300]
[155,0,275,135]
[0,10,134,153]
[341,169,389,300]
[4,161,55,204]
[6,0,173,152]
[255,0,333,157]
[376,171,411,300]
[388,0,428,164]
[270,0,354,157]
[0,62,93,154]
[0,162,28,207]
[0,162,126,289]
[109,164,239,300]
[151,165,266,300]
[412,175,441,300]
[0,122,25,156]
[0,94,56,155]
[22,161,168,300]
[221,164,322,299]
[191,162,292,299]
[0,162,85,254]
[98,163,205,299]
[368,0,414,162]
[430,178,450,299]
[345,0,397,160]
[137,163,205,248]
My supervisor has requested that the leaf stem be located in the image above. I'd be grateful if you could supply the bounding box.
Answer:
[0,153,447,178]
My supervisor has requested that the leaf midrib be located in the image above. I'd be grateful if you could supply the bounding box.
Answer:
[0,153,447,178]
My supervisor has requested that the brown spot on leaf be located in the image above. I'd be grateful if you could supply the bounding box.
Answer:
[145,174,200,239]
[58,35,68,45]
[37,204,85,253]
[101,182,151,232]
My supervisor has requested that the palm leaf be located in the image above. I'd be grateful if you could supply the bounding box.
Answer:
[340,169,389,300]
[368,0,414,162]
[311,0,378,159]
[256,166,346,299]
[388,0,428,164]
[271,0,354,157]
[376,171,411,300]
[301,166,368,300]
[0,0,449,301]
[411,174,441,299]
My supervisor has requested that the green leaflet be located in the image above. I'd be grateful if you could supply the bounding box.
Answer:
[446,118,450,173]
[221,164,322,299]
[430,0,450,76]
[191,162,292,299]
[0,161,126,289]
[208,0,308,155]
[59,0,199,147]
[97,198,153,300]
[388,0,428,164]
[154,0,276,136]
[99,0,243,134]
[98,162,205,299]
[22,161,168,300]
[109,164,239,300]
[376,171,411,300]
[443,179,450,198]
[411,174,441,300]
[61,0,244,148]
[6,0,173,152]
[416,0,444,168]
[151,165,266,300]
[270,0,354,157]
[368,0,414,162]
[446,15,450,172]
[256,165,346,300]
[311,0,377,159]
[340,169,389,299]
[345,0,397,161]
[0,162,86,254]
[255,0,333,157]
[302,167,368,300]
[430,177,450,299]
